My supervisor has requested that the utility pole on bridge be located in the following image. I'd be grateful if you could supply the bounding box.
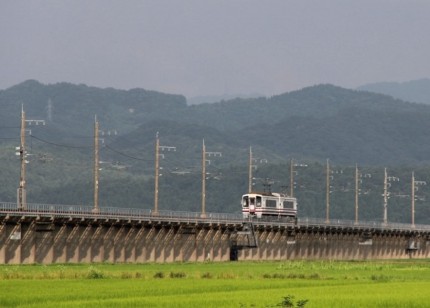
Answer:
[290,158,294,198]
[248,146,253,193]
[93,116,100,213]
[154,133,176,215]
[411,172,426,228]
[355,164,359,225]
[201,139,221,218]
[17,106,27,210]
[412,171,415,228]
[325,159,330,223]
[16,106,46,210]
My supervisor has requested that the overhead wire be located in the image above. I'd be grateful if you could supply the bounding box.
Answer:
[28,134,248,178]
[31,135,92,149]
[104,144,153,162]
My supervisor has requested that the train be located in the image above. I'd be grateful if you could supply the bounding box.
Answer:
[241,192,297,222]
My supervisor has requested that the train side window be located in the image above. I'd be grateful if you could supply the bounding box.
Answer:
[256,196,262,207]
[266,199,276,208]
[283,201,294,209]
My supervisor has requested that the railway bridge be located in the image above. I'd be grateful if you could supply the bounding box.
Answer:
[1,202,430,264]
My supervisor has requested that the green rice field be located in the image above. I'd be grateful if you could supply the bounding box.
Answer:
[1,260,430,307]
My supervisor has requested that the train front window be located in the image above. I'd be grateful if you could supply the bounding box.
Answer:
[242,196,249,207]
[256,196,262,207]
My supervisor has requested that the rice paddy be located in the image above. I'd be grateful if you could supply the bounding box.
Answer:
[1,260,430,307]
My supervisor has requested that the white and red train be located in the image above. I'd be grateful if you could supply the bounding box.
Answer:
[241,192,297,221]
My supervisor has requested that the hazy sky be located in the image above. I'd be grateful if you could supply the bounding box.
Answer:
[1,1,430,97]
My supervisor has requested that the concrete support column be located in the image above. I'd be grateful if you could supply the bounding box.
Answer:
[0,223,6,263]
[78,225,94,263]
[145,227,156,262]
[5,224,22,264]
[35,227,54,264]
[114,226,126,263]
[134,226,146,263]
[203,229,214,261]
[163,228,175,263]
[90,225,105,263]
[154,227,166,263]
[172,228,183,262]
[195,229,206,262]
[272,231,282,260]
[66,224,80,263]
[211,229,222,261]
[21,222,35,264]
[124,227,137,263]
[258,231,269,260]
[266,231,275,260]
[219,230,230,261]
[103,225,116,263]
[53,224,67,263]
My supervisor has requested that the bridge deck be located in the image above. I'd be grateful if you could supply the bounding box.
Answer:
[1,202,430,264]
[1,202,429,236]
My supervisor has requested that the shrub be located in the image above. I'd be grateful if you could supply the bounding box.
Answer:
[135,272,143,279]
[370,274,390,282]
[121,272,133,279]
[153,271,165,279]
[201,272,213,279]
[276,295,309,307]
[307,273,320,279]
[86,266,105,279]
[272,273,287,279]
[169,271,186,278]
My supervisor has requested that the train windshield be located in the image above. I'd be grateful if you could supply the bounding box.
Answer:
[243,195,263,208]
[256,196,262,207]
[242,196,249,207]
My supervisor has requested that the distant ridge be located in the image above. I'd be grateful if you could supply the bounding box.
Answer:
[187,93,264,105]
[357,78,430,104]
[2,80,430,165]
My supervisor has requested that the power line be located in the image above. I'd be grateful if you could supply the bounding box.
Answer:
[104,144,152,162]
[31,135,92,149]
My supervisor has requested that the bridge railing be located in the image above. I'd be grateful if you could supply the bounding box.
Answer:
[1,202,430,231]
[0,202,244,224]
[297,217,430,231]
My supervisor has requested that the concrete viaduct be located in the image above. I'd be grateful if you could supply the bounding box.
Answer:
[1,202,430,264]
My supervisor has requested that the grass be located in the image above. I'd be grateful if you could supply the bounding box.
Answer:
[0,260,430,307]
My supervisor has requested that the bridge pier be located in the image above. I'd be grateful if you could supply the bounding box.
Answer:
[90,224,104,263]
[1,211,430,264]
[21,222,35,263]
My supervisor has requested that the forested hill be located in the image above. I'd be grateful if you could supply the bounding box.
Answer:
[3,80,430,221]
[2,80,430,165]
[0,80,187,137]
[182,84,426,131]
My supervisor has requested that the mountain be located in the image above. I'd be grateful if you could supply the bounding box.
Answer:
[186,93,264,105]
[3,80,430,165]
[357,78,430,104]
[0,79,187,140]
[3,80,430,223]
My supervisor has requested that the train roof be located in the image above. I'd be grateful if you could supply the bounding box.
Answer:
[245,191,293,198]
